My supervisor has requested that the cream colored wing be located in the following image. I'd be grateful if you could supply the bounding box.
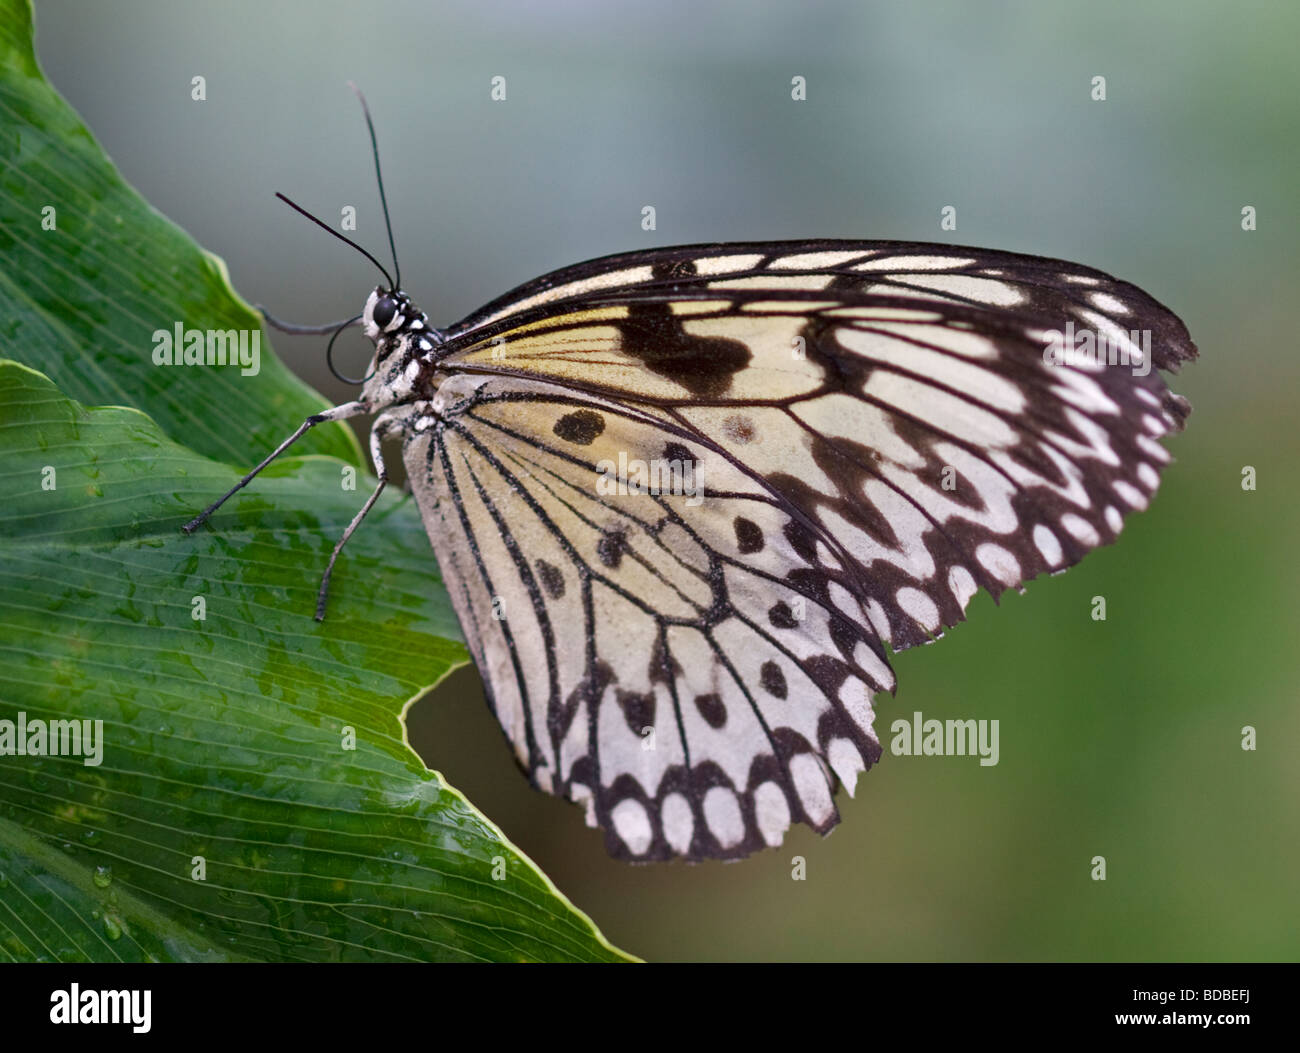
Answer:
[412,241,1195,860]
[437,241,1196,650]
[405,374,891,860]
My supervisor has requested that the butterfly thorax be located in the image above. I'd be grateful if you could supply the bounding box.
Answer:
[359,286,446,408]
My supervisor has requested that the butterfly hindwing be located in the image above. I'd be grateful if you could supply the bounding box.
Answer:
[396,240,1195,861]
[404,375,892,860]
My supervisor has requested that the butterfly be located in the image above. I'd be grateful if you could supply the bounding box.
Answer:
[185,91,1196,862]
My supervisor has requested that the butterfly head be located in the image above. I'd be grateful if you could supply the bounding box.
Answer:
[363,286,412,344]
[355,285,444,405]
[362,285,441,358]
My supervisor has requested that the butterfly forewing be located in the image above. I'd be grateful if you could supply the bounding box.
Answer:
[399,240,1195,861]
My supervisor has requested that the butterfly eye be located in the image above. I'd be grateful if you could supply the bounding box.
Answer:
[372,295,398,329]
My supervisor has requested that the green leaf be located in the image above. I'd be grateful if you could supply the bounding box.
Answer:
[0,362,627,961]
[0,0,630,963]
[0,0,358,468]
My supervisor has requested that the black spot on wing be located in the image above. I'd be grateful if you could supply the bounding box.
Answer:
[768,601,799,629]
[535,558,566,599]
[549,661,612,744]
[733,516,764,554]
[616,689,656,735]
[597,524,630,569]
[651,258,698,281]
[553,409,605,444]
[760,661,788,699]
[616,302,751,399]
[648,633,680,685]
[694,692,727,729]
[723,414,757,443]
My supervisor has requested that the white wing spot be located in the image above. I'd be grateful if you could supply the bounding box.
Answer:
[948,565,978,609]
[839,672,882,732]
[1104,505,1124,532]
[1061,513,1100,546]
[975,543,1021,586]
[611,798,653,856]
[661,793,694,856]
[852,641,895,693]
[897,586,940,632]
[853,255,977,271]
[770,250,867,269]
[703,786,745,848]
[1112,479,1149,510]
[865,598,892,644]
[900,273,1026,306]
[1033,525,1064,567]
[828,737,864,797]
[753,782,791,847]
[1137,462,1161,489]
[670,300,729,316]
[1089,291,1130,314]
[789,753,834,826]
[1078,309,1146,367]
[693,253,765,275]
[1137,435,1172,463]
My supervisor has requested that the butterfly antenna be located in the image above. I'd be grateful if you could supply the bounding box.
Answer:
[348,82,401,291]
[256,306,362,335]
[274,191,394,289]
[326,313,375,385]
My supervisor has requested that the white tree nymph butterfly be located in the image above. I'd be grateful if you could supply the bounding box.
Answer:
[185,91,1197,862]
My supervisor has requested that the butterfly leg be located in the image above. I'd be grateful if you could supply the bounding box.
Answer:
[183,400,370,534]
[314,409,410,621]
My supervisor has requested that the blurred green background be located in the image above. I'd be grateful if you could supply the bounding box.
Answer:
[31,0,1298,961]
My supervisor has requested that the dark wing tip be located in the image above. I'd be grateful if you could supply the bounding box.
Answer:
[1165,391,1194,431]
